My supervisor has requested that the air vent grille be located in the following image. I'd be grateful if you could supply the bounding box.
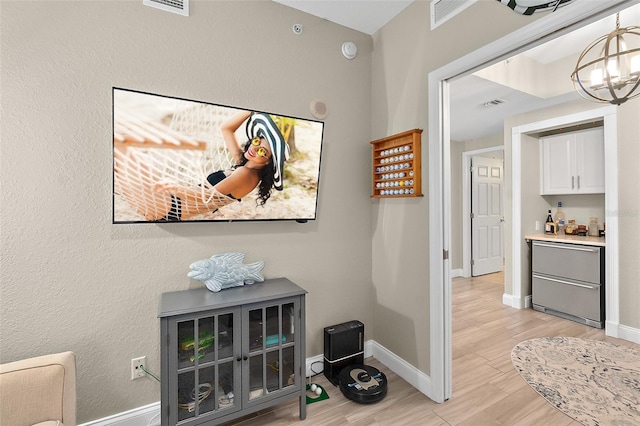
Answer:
[143,0,189,16]
[481,98,506,108]
[431,0,477,30]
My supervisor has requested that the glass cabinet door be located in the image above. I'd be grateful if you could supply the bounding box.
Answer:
[174,311,239,423]
[245,300,298,403]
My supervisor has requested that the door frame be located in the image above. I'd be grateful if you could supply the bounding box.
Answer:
[510,106,617,312]
[462,147,504,278]
[427,0,633,403]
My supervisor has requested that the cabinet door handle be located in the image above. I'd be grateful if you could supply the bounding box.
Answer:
[572,176,575,189]
[533,274,596,289]
[533,242,598,252]
[577,175,580,190]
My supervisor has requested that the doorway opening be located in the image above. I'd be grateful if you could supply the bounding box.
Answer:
[461,147,505,279]
[428,0,633,404]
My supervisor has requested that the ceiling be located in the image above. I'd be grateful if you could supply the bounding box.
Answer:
[272,0,414,35]
[273,1,639,141]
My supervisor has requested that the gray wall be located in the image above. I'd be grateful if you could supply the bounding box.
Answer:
[370,0,542,373]
[0,1,373,422]
[2,0,638,423]
[371,0,639,375]
[617,104,640,328]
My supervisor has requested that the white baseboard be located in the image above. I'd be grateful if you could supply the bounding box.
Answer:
[82,340,432,426]
[502,293,518,308]
[618,324,640,343]
[368,340,433,398]
[450,268,463,278]
[78,402,160,426]
[502,293,531,309]
[606,322,640,344]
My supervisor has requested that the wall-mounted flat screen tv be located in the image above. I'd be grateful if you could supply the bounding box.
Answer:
[112,88,324,224]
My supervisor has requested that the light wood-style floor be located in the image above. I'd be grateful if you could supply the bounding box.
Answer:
[232,271,639,425]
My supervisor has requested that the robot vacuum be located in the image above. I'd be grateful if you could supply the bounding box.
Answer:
[338,364,387,404]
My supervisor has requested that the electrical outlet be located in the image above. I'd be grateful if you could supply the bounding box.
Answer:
[535,220,540,231]
[131,356,147,380]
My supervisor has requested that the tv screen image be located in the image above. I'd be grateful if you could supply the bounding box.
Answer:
[112,88,324,223]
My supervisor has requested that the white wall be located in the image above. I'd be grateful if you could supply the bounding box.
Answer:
[0,1,373,422]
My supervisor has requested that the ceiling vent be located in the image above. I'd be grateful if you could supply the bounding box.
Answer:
[143,0,189,16]
[430,0,477,30]
[481,98,506,108]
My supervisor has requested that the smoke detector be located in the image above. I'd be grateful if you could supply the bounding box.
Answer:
[342,42,357,60]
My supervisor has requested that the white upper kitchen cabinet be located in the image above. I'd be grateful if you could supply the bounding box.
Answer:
[540,127,605,195]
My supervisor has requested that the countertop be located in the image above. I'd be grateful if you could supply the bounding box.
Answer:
[524,233,606,247]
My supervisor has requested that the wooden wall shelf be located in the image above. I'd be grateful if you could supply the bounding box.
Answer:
[371,129,423,198]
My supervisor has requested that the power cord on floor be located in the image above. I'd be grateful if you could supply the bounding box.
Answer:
[307,360,324,388]
[140,365,161,426]
[308,360,323,378]
[140,365,161,382]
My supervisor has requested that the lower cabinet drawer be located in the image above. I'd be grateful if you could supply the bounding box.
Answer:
[532,274,603,323]
[532,241,602,284]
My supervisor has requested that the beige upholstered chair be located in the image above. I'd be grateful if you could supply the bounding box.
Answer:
[0,351,76,426]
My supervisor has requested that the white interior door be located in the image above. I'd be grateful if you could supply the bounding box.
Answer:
[471,156,503,276]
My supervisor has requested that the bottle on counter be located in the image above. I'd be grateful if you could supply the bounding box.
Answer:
[554,202,565,234]
[588,217,599,236]
[545,209,556,234]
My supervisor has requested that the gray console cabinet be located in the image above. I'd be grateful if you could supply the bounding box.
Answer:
[158,278,307,426]
[531,241,604,328]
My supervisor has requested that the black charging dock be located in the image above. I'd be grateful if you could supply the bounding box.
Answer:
[323,320,388,404]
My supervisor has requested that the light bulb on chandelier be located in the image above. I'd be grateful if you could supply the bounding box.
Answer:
[571,12,640,105]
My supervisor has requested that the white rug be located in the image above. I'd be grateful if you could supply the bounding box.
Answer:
[511,336,640,426]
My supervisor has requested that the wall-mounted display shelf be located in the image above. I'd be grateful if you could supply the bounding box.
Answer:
[371,129,423,198]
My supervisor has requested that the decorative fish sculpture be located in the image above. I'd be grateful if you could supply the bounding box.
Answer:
[187,252,265,292]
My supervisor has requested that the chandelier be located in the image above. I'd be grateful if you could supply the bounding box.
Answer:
[571,13,640,105]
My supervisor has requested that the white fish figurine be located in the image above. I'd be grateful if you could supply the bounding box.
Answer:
[188,252,265,292]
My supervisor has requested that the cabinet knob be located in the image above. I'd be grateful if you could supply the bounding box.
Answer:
[236,356,242,362]
[243,355,248,361]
